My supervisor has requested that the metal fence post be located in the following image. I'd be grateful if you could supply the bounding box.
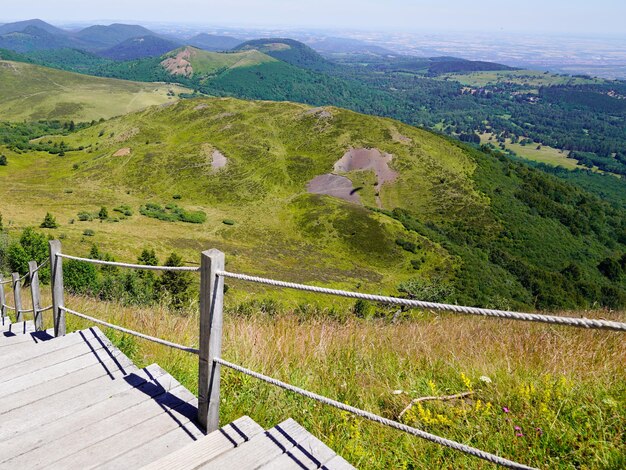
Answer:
[49,240,65,337]
[198,249,225,432]
[0,277,6,322]
[12,273,23,323]
[28,261,42,331]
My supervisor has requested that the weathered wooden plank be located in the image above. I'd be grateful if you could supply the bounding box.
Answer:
[322,455,356,470]
[49,240,65,336]
[200,419,311,469]
[11,273,23,323]
[258,432,338,470]
[0,348,137,416]
[37,378,201,469]
[0,277,7,320]
[198,249,225,432]
[0,321,36,341]
[138,416,264,470]
[28,261,42,331]
[0,328,121,383]
[0,365,171,466]
[0,329,91,368]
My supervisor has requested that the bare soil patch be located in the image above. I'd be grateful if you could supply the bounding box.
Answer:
[304,107,333,119]
[161,49,194,77]
[334,148,398,189]
[113,148,131,157]
[211,150,227,170]
[307,174,361,204]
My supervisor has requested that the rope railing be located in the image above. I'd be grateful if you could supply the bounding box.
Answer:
[2,304,16,311]
[61,307,200,354]
[218,270,626,332]
[215,357,536,469]
[57,254,201,272]
[30,258,50,274]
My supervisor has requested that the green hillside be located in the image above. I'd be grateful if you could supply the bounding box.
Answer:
[1,97,625,310]
[234,38,334,71]
[160,46,276,77]
[0,59,190,121]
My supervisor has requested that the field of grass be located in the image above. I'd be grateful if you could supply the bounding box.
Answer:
[444,70,603,89]
[7,287,624,469]
[480,132,581,170]
[0,60,190,122]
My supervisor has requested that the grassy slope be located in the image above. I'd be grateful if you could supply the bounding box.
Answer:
[13,289,624,469]
[1,96,624,310]
[178,47,276,74]
[0,59,190,121]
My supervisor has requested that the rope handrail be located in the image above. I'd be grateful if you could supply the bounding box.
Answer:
[38,305,53,313]
[215,357,536,469]
[0,279,11,285]
[31,258,50,274]
[57,254,201,272]
[61,307,200,354]
[17,308,34,314]
[2,304,16,311]
[217,270,626,332]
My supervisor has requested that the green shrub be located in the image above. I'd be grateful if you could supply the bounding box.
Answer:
[83,229,95,236]
[113,205,133,217]
[398,277,455,303]
[140,203,206,224]
[77,211,93,221]
[222,219,235,226]
[172,194,182,200]
[64,259,99,295]
[40,212,59,229]
[0,155,7,166]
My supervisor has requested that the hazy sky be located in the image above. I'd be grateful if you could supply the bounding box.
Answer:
[2,0,625,35]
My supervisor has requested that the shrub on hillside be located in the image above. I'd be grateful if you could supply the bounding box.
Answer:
[7,228,50,282]
[140,203,206,224]
[40,212,59,229]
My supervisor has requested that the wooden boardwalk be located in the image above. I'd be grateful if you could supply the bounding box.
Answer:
[0,318,353,469]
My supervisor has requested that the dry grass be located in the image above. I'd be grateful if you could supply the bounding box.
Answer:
[17,292,619,469]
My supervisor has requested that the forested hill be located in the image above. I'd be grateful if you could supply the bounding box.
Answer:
[2,97,626,310]
[4,35,624,182]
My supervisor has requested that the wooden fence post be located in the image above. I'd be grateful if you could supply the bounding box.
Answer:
[28,261,42,331]
[49,240,65,337]
[198,249,225,433]
[0,277,6,322]
[12,273,23,323]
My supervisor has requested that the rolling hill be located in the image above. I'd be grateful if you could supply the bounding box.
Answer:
[0,25,80,53]
[234,38,335,71]
[0,60,190,121]
[1,97,625,310]
[0,19,68,36]
[75,23,159,49]
[159,46,277,77]
[99,35,182,61]
[187,33,242,51]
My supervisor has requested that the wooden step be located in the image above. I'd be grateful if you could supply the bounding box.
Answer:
[0,320,37,342]
[29,365,203,470]
[199,418,347,469]
[139,415,265,470]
